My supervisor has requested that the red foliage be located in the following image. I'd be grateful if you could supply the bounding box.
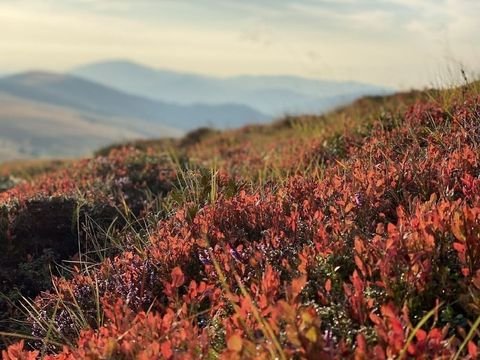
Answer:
[5,95,480,358]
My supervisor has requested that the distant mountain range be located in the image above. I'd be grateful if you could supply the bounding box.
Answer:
[72,60,391,116]
[0,60,392,162]
[0,71,266,161]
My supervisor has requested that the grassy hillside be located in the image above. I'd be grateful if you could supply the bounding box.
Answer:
[1,81,480,359]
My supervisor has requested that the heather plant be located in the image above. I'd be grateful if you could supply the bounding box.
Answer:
[0,147,179,345]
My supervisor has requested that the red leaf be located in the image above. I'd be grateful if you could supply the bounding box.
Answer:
[355,333,367,356]
[325,278,332,293]
[171,267,185,288]
[227,334,243,352]
[291,274,307,299]
[468,341,478,358]
[354,237,365,254]
[369,312,382,325]
[453,242,466,254]
[161,341,173,359]
[415,329,427,342]
[345,202,355,214]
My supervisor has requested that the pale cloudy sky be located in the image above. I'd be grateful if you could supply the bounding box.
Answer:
[0,0,478,89]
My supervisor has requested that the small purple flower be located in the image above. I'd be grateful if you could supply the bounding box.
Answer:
[114,176,131,188]
[229,246,243,263]
[198,249,212,265]
[353,192,365,207]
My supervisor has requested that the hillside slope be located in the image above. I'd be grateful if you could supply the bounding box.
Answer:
[0,72,268,161]
[0,93,147,161]
[1,82,480,358]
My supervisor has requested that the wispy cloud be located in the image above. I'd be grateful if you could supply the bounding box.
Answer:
[0,0,478,88]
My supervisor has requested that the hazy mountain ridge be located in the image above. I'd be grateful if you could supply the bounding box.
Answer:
[72,60,392,115]
[0,72,267,130]
[0,71,267,161]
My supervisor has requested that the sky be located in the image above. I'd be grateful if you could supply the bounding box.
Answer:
[0,0,478,89]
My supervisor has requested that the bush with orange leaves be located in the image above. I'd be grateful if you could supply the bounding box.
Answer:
[3,90,480,358]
